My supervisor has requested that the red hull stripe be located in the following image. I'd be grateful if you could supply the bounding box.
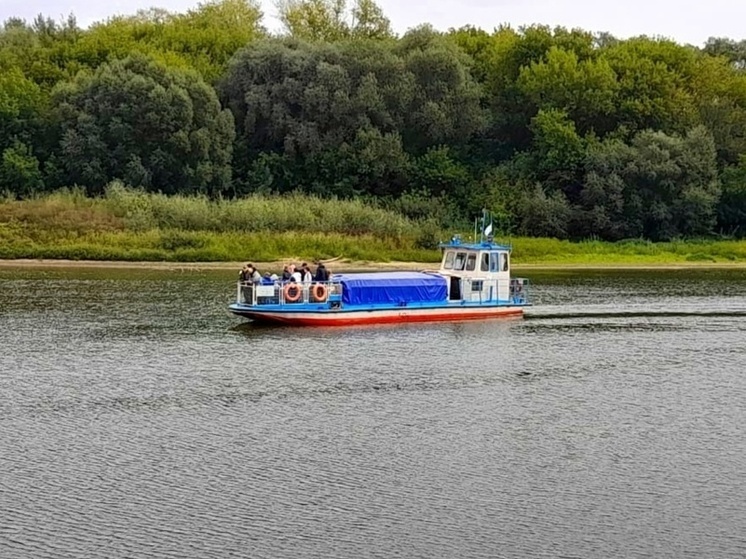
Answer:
[234,307,524,326]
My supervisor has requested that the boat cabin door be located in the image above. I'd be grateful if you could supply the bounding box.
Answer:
[449,276,461,300]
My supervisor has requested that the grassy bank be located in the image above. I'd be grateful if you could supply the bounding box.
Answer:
[1,186,746,266]
[0,185,438,263]
[511,237,746,265]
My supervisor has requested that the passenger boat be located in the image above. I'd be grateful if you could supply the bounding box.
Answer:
[228,235,531,326]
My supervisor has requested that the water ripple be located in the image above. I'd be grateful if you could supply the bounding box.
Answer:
[1,268,746,558]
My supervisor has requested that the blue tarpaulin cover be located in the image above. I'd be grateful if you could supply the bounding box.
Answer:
[335,272,447,306]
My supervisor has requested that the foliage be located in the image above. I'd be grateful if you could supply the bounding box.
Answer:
[718,156,746,236]
[101,182,419,237]
[3,188,746,264]
[0,142,43,197]
[275,0,392,41]
[581,126,720,240]
[52,54,235,196]
[220,32,484,196]
[1,4,746,247]
[71,1,265,82]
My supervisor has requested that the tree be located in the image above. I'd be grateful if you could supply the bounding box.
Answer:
[72,0,265,82]
[53,53,235,195]
[527,108,587,199]
[581,126,720,240]
[717,156,746,236]
[275,0,392,41]
[0,141,43,197]
[515,183,572,238]
[220,35,484,194]
[517,46,618,135]
[704,38,746,70]
[601,38,699,135]
[690,54,746,167]
[410,146,471,200]
[0,68,45,151]
[394,26,487,153]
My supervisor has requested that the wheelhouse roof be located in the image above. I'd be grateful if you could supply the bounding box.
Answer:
[439,240,512,251]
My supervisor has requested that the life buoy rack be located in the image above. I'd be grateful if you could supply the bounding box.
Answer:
[284,283,302,303]
[312,283,328,302]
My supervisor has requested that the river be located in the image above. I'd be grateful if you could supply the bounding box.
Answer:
[1,266,746,558]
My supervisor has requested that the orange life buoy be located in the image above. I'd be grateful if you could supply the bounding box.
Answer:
[312,283,328,302]
[284,283,302,303]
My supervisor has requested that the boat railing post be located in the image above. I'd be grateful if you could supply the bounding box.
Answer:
[237,281,242,304]
[239,281,254,305]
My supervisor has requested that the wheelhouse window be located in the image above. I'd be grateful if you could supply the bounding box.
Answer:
[489,252,499,272]
[501,252,509,271]
[453,252,467,270]
[480,252,489,271]
[465,253,477,271]
[443,251,455,269]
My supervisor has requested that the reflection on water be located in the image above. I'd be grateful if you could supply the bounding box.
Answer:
[1,266,746,558]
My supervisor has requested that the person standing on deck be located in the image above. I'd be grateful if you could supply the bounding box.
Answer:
[313,262,329,282]
[249,266,262,284]
[239,264,253,303]
[290,264,302,283]
[281,265,291,282]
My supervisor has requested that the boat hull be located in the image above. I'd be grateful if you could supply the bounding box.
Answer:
[229,304,524,326]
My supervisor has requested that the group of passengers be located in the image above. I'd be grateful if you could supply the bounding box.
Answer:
[239,261,330,285]
[239,261,332,305]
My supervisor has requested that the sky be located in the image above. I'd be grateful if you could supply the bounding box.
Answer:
[1,0,744,47]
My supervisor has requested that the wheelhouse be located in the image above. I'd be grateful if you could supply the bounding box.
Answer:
[438,238,527,304]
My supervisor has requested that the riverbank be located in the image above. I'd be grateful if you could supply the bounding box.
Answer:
[2,258,746,272]
[2,188,746,267]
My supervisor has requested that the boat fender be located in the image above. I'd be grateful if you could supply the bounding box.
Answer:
[284,283,302,303]
[312,283,328,302]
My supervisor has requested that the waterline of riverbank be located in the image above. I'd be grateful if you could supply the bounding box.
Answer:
[2,258,746,271]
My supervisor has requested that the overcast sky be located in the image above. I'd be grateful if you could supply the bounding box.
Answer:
[1,0,744,46]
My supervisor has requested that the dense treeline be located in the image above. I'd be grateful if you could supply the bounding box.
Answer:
[2,0,746,240]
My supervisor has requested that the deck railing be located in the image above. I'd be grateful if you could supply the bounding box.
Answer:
[457,277,529,304]
[510,278,530,304]
[237,277,529,307]
[237,280,343,307]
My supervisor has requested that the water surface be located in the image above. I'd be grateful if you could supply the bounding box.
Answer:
[1,267,745,558]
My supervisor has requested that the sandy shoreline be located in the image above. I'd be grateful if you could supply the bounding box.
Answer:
[1,258,746,271]
[0,258,429,272]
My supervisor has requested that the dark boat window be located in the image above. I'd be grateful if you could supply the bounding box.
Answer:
[489,252,499,272]
[465,253,477,271]
[453,253,463,270]
[471,280,483,291]
[501,252,509,271]
[443,251,455,269]
[480,252,489,271]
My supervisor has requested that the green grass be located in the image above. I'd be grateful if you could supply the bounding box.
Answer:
[0,230,439,263]
[1,186,746,266]
[508,237,746,265]
[0,186,438,263]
